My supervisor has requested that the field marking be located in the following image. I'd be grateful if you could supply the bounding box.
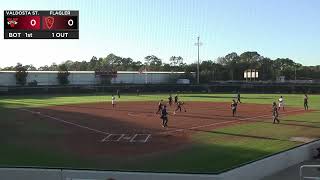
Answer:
[20,108,110,136]
[115,134,125,142]
[101,134,126,142]
[144,134,152,143]
[101,134,112,142]
[160,109,305,135]
[130,134,138,142]
[129,134,152,143]
[19,109,153,144]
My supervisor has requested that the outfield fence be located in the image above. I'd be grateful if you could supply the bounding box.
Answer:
[1,83,320,95]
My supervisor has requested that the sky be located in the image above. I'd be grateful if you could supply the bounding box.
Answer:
[0,0,320,68]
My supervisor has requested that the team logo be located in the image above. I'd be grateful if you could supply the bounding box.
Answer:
[45,16,54,29]
[7,18,18,27]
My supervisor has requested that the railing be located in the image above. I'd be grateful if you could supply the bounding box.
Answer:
[300,165,320,180]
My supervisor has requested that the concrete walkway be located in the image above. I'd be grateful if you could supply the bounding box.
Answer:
[262,160,320,180]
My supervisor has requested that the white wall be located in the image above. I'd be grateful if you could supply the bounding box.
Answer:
[0,72,16,86]
[69,73,96,85]
[62,170,222,180]
[26,72,59,85]
[0,168,61,180]
[111,73,177,84]
[0,71,187,86]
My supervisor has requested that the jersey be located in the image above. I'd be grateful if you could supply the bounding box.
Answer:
[231,102,237,110]
[174,96,178,103]
[279,98,283,103]
[161,109,168,118]
[272,106,278,116]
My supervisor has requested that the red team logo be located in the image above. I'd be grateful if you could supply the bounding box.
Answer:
[7,18,19,27]
[45,16,54,29]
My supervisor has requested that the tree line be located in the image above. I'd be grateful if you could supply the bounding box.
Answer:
[1,51,320,84]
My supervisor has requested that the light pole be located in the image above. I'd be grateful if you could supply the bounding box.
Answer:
[194,36,202,84]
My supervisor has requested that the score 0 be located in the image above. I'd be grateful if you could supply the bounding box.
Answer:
[30,19,37,26]
[68,19,74,26]
[51,18,74,38]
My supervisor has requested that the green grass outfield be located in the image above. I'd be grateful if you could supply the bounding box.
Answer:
[0,93,320,173]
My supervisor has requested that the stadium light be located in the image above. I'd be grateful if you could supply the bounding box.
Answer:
[194,36,203,84]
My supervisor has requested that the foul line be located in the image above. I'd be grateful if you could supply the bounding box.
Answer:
[20,109,110,136]
[20,109,153,143]
[160,109,305,135]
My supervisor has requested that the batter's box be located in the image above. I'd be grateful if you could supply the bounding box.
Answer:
[130,134,152,143]
[101,134,125,142]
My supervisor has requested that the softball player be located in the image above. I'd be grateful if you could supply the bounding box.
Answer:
[112,95,116,108]
[278,96,285,111]
[272,102,280,124]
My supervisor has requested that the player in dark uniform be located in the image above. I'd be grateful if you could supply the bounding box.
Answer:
[161,105,169,127]
[173,101,186,115]
[231,99,238,117]
[168,94,173,106]
[237,93,242,103]
[156,100,164,114]
[116,89,120,98]
[174,94,179,104]
[272,102,280,124]
[304,94,309,110]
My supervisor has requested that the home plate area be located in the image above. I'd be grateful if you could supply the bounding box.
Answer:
[101,133,152,143]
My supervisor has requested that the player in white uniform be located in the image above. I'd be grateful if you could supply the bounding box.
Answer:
[112,95,116,108]
[278,96,284,111]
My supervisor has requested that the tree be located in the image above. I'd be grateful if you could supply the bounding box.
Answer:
[199,60,214,83]
[144,55,162,71]
[38,65,50,71]
[15,63,28,86]
[169,56,186,71]
[24,64,37,71]
[57,63,70,85]
[273,58,297,80]
[258,57,274,80]
[161,63,171,71]
[224,52,240,80]
[239,51,261,63]
[2,51,319,83]
[2,66,15,70]
[169,56,184,66]
[48,63,59,71]
[89,56,99,70]
[130,61,143,71]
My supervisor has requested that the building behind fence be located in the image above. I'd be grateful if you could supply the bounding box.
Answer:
[0,71,190,86]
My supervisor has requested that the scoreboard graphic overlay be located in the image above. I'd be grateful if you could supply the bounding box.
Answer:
[4,10,79,39]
